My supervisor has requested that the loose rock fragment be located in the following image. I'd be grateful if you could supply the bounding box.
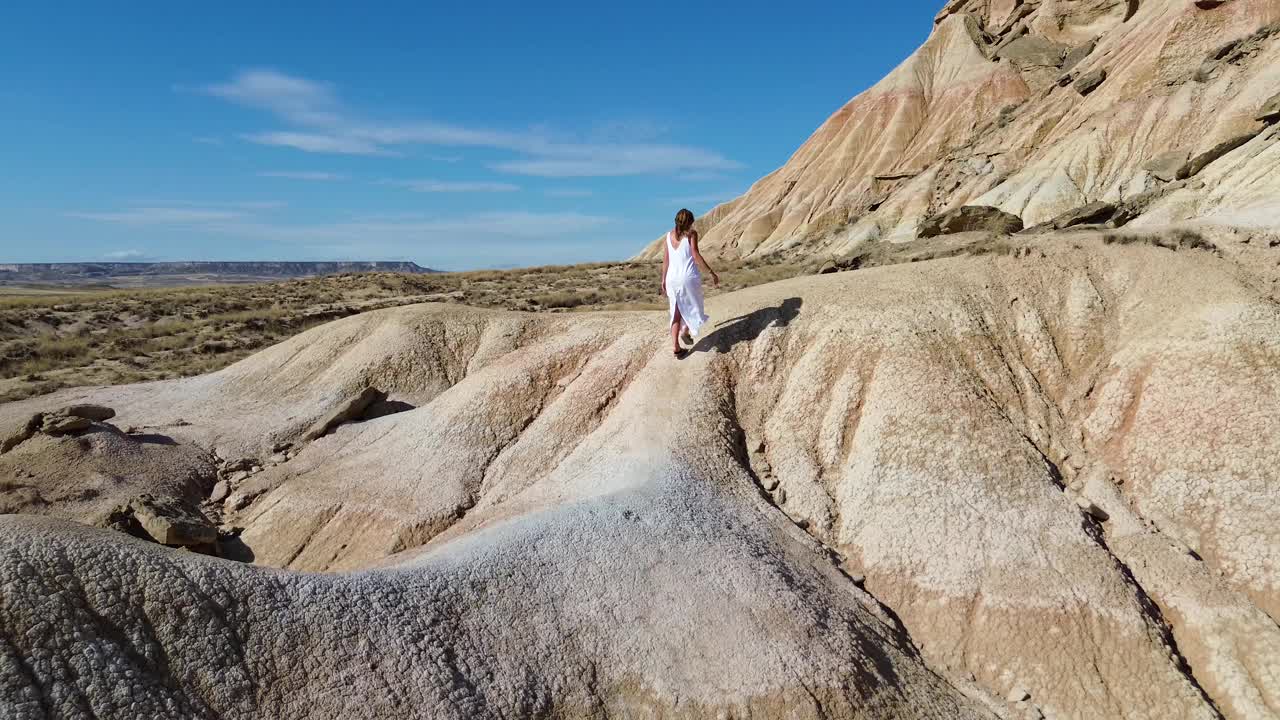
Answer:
[1061,39,1096,72]
[126,494,218,546]
[40,414,92,436]
[919,206,1024,237]
[1142,150,1191,182]
[209,480,231,503]
[1176,133,1258,179]
[1073,68,1107,95]
[1258,92,1280,123]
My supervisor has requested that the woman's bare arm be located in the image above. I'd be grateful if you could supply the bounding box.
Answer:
[689,232,720,287]
[660,239,670,295]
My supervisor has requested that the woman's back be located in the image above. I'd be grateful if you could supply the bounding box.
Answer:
[666,231,698,280]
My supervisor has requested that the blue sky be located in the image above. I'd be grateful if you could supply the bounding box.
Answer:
[1,1,936,270]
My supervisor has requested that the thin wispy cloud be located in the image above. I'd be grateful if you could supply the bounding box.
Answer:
[244,131,388,156]
[387,179,519,193]
[102,249,158,261]
[118,199,286,211]
[228,201,286,210]
[545,189,593,198]
[198,69,742,177]
[258,171,347,181]
[204,71,342,126]
[67,207,248,225]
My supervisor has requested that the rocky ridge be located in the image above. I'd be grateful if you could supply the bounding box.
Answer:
[638,0,1280,261]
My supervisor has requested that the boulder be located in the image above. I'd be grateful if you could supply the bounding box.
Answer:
[1073,68,1107,96]
[996,36,1069,67]
[1142,150,1191,182]
[990,23,1031,58]
[40,414,92,436]
[995,3,1035,35]
[1258,92,1280,123]
[1176,132,1258,179]
[1047,201,1118,230]
[933,0,970,24]
[222,457,257,473]
[209,480,231,503]
[919,206,1024,237]
[302,387,387,442]
[1061,39,1096,73]
[124,494,218,546]
[962,14,996,55]
[61,404,115,422]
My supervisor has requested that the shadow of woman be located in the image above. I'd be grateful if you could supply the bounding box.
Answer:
[692,297,802,354]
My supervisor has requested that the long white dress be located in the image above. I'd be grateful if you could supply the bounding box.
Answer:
[665,231,709,336]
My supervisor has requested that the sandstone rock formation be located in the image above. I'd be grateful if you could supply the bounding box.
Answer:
[2,235,1279,718]
[919,204,1024,237]
[4,1,1280,717]
[638,0,1280,261]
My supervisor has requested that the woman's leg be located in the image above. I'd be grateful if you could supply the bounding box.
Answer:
[671,307,683,355]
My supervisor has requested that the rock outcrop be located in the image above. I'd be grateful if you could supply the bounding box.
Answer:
[918,205,1024,236]
[107,493,218,547]
[637,0,1280,261]
[1260,91,1280,121]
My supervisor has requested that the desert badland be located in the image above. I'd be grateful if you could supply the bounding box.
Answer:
[3,1,1280,718]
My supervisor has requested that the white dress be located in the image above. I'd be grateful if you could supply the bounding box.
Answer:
[665,231,709,336]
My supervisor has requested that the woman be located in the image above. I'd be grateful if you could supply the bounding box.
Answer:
[661,208,719,358]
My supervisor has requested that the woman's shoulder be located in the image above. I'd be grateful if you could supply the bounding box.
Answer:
[688,229,699,241]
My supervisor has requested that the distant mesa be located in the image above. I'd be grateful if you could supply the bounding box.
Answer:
[0,261,438,287]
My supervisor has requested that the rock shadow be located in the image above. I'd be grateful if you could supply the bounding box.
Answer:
[130,433,178,446]
[692,298,802,355]
[361,399,417,421]
[218,532,256,563]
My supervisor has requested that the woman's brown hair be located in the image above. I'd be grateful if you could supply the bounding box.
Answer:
[674,208,695,238]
